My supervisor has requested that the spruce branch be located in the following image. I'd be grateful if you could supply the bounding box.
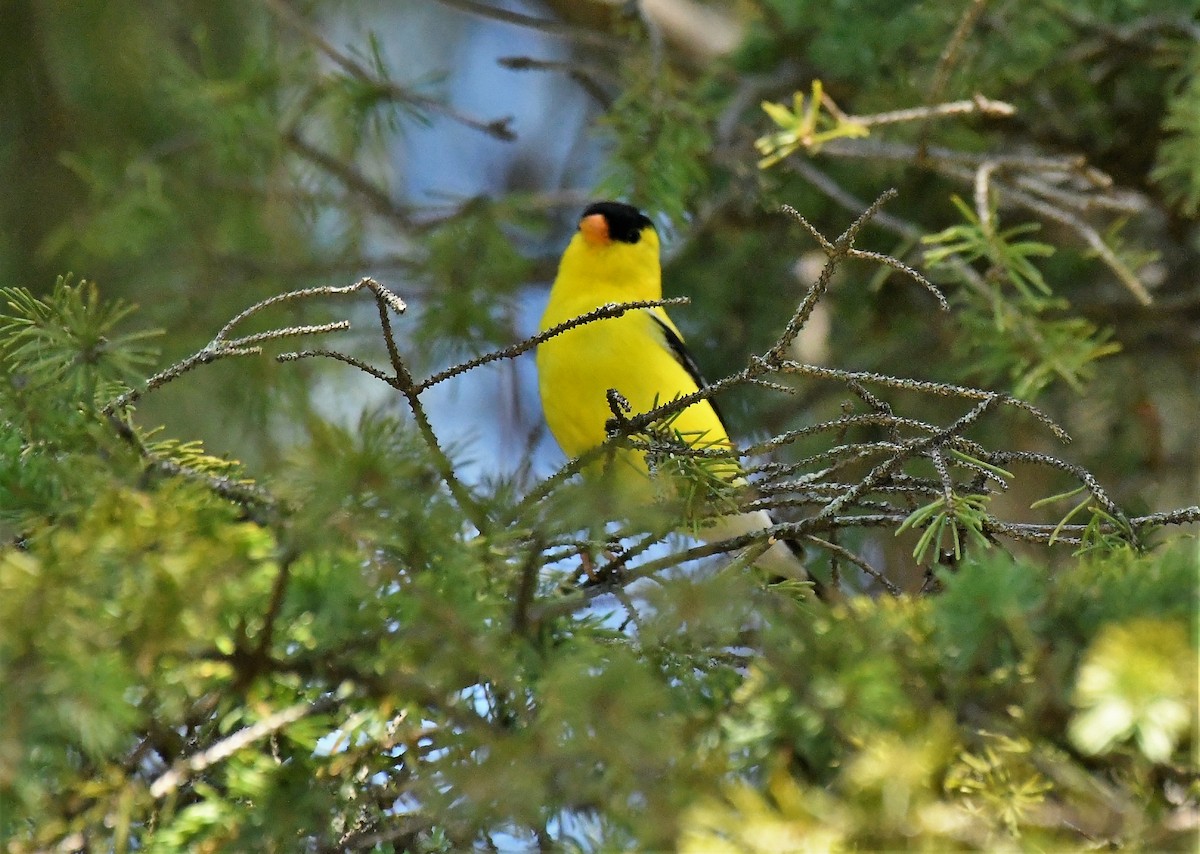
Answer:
[415,298,687,393]
[757,79,1014,166]
[786,157,992,295]
[238,276,486,531]
[145,457,277,513]
[371,284,492,535]
[775,190,949,361]
[987,450,1138,546]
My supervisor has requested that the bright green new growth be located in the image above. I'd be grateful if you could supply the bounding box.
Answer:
[3,245,1195,852]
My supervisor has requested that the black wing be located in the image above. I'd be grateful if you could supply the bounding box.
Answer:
[651,315,825,599]
[649,312,729,430]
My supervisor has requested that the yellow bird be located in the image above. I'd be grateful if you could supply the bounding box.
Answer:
[536,201,816,589]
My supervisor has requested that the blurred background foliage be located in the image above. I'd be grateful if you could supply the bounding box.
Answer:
[1,0,1197,850]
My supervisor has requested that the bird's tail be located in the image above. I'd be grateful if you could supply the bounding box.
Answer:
[696,509,825,599]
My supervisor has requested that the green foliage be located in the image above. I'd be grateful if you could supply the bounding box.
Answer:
[1152,46,1200,215]
[682,547,1198,851]
[897,490,992,564]
[0,276,159,405]
[0,304,1195,849]
[755,81,869,167]
[0,282,1196,849]
[597,61,714,223]
[1069,618,1196,763]
[930,555,1049,684]
[1037,485,1141,556]
[416,202,535,355]
[736,0,952,87]
[730,0,1185,423]
[922,200,1122,399]
[0,277,159,537]
[0,482,278,831]
[923,199,1055,304]
[37,5,290,272]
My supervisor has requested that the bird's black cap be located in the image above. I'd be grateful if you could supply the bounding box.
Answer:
[581,201,654,244]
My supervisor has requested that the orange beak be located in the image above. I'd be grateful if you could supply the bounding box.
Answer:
[578,213,611,247]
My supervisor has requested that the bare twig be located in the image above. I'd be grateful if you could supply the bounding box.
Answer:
[371,286,493,533]
[277,348,394,383]
[995,181,1153,305]
[776,362,1071,442]
[431,0,624,49]
[975,159,1001,235]
[809,397,997,524]
[858,94,1014,129]
[746,412,972,455]
[1136,507,1200,527]
[416,298,687,392]
[150,696,337,798]
[511,536,543,637]
[256,552,297,662]
[107,280,391,416]
[498,55,616,106]
[931,448,955,504]
[786,158,991,293]
[779,192,950,319]
[805,535,901,596]
[100,281,391,511]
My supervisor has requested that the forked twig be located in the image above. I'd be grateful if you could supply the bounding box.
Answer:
[101,279,396,511]
[105,279,393,415]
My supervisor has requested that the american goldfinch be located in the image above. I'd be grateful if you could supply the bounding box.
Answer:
[536,201,816,588]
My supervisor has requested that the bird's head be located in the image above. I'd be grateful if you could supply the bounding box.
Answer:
[556,201,662,298]
[576,201,656,248]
